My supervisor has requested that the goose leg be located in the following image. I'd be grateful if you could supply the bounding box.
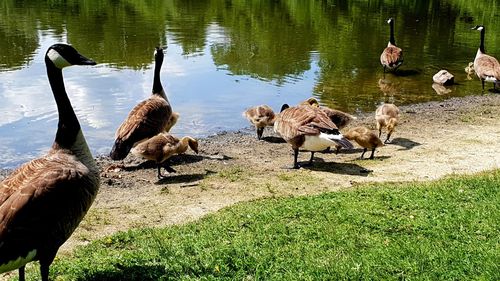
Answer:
[360,148,367,159]
[481,79,485,90]
[157,163,177,179]
[369,147,376,159]
[302,151,315,167]
[291,148,300,169]
[19,266,25,281]
[257,127,264,140]
[385,133,392,144]
[40,253,56,281]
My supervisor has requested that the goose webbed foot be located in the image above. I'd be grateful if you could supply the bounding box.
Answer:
[157,163,177,179]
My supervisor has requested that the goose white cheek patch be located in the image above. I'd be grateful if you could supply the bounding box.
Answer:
[47,49,71,68]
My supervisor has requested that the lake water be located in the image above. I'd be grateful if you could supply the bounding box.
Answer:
[0,0,499,169]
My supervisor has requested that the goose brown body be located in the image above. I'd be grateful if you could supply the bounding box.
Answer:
[471,26,500,91]
[110,47,172,160]
[344,126,384,159]
[131,133,198,179]
[380,18,403,73]
[375,103,400,143]
[274,105,353,169]
[243,105,276,140]
[0,44,98,281]
[300,97,356,129]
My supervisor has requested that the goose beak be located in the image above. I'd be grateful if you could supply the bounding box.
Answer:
[76,54,96,66]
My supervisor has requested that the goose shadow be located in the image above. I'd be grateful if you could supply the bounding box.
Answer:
[156,171,214,186]
[305,159,373,176]
[391,69,421,77]
[121,154,205,172]
[262,136,286,143]
[389,138,421,150]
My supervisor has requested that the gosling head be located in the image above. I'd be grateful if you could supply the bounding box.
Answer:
[45,44,96,69]
[187,137,199,154]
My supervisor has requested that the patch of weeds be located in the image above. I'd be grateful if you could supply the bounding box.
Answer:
[217,166,246,182]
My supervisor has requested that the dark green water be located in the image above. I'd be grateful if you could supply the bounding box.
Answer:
[0,0,499,168]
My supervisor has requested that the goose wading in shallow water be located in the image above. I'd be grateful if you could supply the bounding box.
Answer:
[110,47,173,160]
[243,104,277,140]
[380,18,403,73]
[471,25,500,91]
[0,44,98,281]
[131,133,199,179]
[274,104,354,169]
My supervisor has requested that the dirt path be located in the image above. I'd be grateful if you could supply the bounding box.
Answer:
[1,95,499,260]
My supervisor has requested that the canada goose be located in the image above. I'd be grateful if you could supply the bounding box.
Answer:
[375,103,400,144]
[0,44,98,281]
[110,47,172,160]
[274,104,354,169]
[471,25,500,91]
[300,97,356,129]
[380,18,403,73]
[465,62,475,80]
[131,133,199,179]
[343,126,384,159]
[243,105,276,140]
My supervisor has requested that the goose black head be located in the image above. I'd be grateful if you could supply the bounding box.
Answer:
[45,44,96,69]
[387,18,394,24]
[471,25,484,31]
[280,104,290,112]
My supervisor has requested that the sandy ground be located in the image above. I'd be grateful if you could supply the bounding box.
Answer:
[0,94,499,278]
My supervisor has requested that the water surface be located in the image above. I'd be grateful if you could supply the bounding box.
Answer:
[0,0,499,168]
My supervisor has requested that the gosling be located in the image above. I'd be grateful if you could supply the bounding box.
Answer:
[344,126,384,159]
[131,133,198,179]
[243,105,277,140]
[375,103,400,143]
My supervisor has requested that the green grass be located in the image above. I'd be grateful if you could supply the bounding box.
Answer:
[39,170,500,280]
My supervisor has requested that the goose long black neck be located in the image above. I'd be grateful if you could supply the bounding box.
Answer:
[46,57,81,149]
[152,51,164,95]
[479,27,485,53]
[389,20,396,45]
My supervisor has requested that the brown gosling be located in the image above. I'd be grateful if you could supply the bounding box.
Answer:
[243,105,277,140]
[471,25,500,91]
[344,126,384,159]
[380,18,403,73]
[465,62,475,80]
[274,104,353,169]
[0,44,98,281]
[131,133,199,179]
[110,47,173,160]
[375,103,400,143]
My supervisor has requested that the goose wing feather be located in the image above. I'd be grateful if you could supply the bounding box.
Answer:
[115,97,171,141]
[275,106,338,141]
[381,45,403,67]
[0,153,95,265]
[475,55,500,79]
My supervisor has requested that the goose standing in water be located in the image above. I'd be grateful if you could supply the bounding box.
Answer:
[131,133,199,179]
[380,18,403,73]
[274,104,354,169]
[243,105,277,140]
[110,47,173,160]
[0,44,98,281]
[471,25,500,91]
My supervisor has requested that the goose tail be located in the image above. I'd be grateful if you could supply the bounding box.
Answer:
[328,134,354,149]
[110,140,132,160]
